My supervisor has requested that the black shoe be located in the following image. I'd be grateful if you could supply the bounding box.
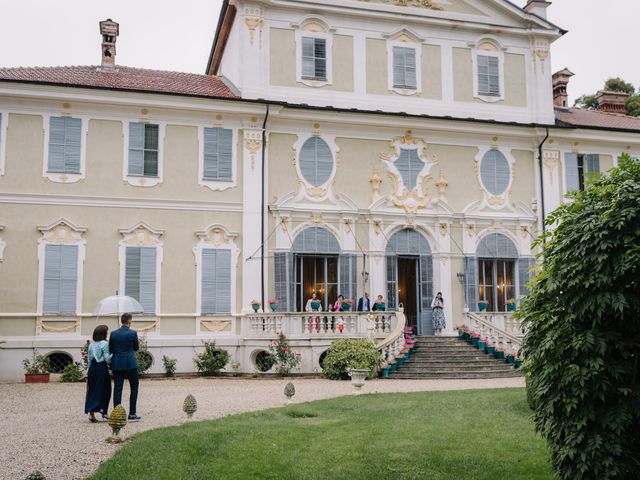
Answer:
[89,415,98,423]
[128,414,141,421]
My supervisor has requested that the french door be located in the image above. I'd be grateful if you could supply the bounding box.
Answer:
[295,255,338,311]
[478,258,515,312]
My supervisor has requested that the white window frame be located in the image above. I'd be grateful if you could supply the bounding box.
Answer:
[471,39,505,103]
[36,219,86,317]
[387,40,422,96]
[0,225,5,261]
[0,110,7,176]
[474,146,515,207]
[197,126,237,191]
[118,222,164,316]
[193,224,240,318]
[42,114,88,184]
[295,29,333,88]
[293,133,339,199]
[122,120,166,187]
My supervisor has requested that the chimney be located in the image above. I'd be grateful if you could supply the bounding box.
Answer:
[99,19,119,68]
[596,90,630,114]
[524,0,552,20]
[552,68,574,108]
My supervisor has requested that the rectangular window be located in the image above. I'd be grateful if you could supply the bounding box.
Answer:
[565,153,600,191]
[48,117,82,173]
[302,37,327,80]
[201,249,231,314]
[43,244,78,314]
[392,46,417,89]
[477,55,500,96]
[124,247,157,314]
[478,258,515,312]
[128,123,159,177]
[203,128,233,181]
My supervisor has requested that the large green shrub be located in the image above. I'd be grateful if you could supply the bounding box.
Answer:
[193,341,230,375]
[61,362,84,382]
[136,336,153,375]
[322,338,381,380]
[519,155,640,480]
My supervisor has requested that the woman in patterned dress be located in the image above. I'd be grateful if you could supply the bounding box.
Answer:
[431,292,446,335]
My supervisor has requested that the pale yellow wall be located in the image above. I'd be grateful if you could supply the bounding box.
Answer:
[453,49,527,107]
[0,203,242,317]
[511,149,536,206]
[1,115,243,203]
[422,45,443,100]
[600,154,614,172]
[269,29,354,92]
[428,144,481,212]
[268,133,299,200]
[0,318,36,336]
[366,39,388,95]
[270,28,297,88]
[161,317,196,336]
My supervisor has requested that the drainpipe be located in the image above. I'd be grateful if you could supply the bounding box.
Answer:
[261,104,270,307]
[537,127,549,234]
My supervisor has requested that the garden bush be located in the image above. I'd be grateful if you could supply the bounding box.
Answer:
[162,355,177,377]
[60,362,84,382]
[136,336,153,375]
[519,155,640,480]
[322,338,381,380]
[193,341,230,375]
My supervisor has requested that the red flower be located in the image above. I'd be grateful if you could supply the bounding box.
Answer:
[282,347,287,352]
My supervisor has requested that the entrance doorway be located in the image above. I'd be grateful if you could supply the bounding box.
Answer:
[397,257,418,334]
[295,255,338,311]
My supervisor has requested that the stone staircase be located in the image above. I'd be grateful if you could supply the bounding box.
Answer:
[389,336,522,379]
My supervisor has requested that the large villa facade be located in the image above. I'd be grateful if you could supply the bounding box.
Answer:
[0,0,639,380]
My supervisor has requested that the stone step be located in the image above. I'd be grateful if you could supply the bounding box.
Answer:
[411,350,495,357]
[388,371,522,379]
[397,365,514,373]
[404,357,506,365]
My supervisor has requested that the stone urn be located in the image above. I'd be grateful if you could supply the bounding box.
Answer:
[348,368,369,394]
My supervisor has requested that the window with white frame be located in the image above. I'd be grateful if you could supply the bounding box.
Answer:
[43,244,79,315]
[395,148,424,190]
[201,249,231,314]
[302,37,327,81]
[565,153,600,192]
[128,122,159,177]
[477,54,500,97]
[48,117,82,173]
[299,136,334,187]
[124,246,157,314]
[480,149,511,196]
[392,46,417,90]
[203,127,233,181]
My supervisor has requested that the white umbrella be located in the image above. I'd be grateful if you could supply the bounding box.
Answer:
[94,295,144,317]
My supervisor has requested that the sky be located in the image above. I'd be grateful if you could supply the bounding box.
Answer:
[0,0,638,103]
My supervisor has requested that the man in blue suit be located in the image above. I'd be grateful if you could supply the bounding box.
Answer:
[109,313,141,421]
[357,292,371,312]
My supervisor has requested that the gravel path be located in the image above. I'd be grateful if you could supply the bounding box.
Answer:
[0,376,524,480]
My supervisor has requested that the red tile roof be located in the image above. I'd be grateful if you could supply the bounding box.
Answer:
[0,65,237,99]
[555,107,640,132]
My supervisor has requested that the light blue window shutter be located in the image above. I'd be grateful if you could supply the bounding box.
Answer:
[215,249,232,314]
[143,124,159,177]
[393,46,405,88]
[481,149,510,195]
[396,148,423,189]
[314,38,327,80]
[218,129,233,180]
[48,117,67,172]
[300,137,333,187]
[386,255,397,310]
[464,256,478,311]
[339,254,356,302]
[59,245,78,314]
[64,117,82,173]
[585,154,600,175]
[139,247,157,313]
[128,122,145,176]
[43,245,62,313]
[477,55,490,95]
[419,255,434,335]
[125,247,141,304]
[201,249,217,314]
[488,56,500,95]
[203,127,220,180]
[518,257,535,297]
[302,37,316,78]
[565,153,579,191]
[404,48,417,89]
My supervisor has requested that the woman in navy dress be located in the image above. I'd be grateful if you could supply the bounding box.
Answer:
[84,325,112,423]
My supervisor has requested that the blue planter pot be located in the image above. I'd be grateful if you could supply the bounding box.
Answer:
[478,341,486,350]
[381,368,389,378]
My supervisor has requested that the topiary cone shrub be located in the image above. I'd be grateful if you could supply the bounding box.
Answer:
[183,394,197,419]
[519,155,640,480]
[106,405,127,443]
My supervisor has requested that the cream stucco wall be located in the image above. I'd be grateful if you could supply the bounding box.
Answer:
[511,149,536,206]
[600,154,614,172]
[422,45,443,100]
[366,39,388,95]
[429,144,481,212]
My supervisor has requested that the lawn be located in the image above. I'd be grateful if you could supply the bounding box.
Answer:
[92,388,551,480]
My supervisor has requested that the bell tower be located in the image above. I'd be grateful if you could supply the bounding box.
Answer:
[99,19,119,68]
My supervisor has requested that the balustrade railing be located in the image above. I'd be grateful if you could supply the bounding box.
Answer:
[376,309,407,367]
[463,312,523,353]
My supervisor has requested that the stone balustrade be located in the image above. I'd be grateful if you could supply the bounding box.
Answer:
[464,312,523,353]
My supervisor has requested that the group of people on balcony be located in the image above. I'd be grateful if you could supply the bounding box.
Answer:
[304,291,387,313]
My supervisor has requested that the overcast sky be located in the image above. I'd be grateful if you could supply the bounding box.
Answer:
[0,0,638,103]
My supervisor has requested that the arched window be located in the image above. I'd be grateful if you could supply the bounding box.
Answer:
[395,148,424,190]
[480,149,510,196]
[299,137,333,187]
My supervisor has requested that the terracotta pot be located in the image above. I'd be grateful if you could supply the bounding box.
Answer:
[25,373,50,383]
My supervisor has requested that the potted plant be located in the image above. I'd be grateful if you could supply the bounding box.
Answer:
[341,299,353,311]
[477,338,486,351]
[506,298,517,312]
[478,300,489,312]
[268,298,278,312]
[506,351,515,364]
[514,355,524,369]
[495,347,505,360]
[250,300,261,313]
[23,351,51,383]
[486,342,496,356]
[471,332,480,347]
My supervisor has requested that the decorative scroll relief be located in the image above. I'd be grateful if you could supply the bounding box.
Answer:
[201,320,232,332]
[36,318,81,335]
[531,38,550,74]
[119,222,164,246]
[38,218,86,245]
[195,224,239,250]
[380,130,438,214]
[543,150,560,185]
[244,130,262,172]
[369,0,444,10]
[245,7,265,48]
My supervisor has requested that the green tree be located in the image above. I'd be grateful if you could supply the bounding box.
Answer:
[625,94,640,117]
[573,94,598,109]
[604,77,636,94]
[519,154,640,480]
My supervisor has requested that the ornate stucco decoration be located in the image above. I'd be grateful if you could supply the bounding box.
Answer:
[435,169,449,202]
[531,38,550,74]
[119,222,164,246]
[369,169,383,203]
[38,218,86,245]
[380,0,444,10]
[292,134,340,203]
[244,7,264,48]
[244,130,262,171]
[372,218,383,236]
[380,130,438,214]
[543,150,560,184]
[439,223,448,236]
[310,213,324,225]
[474,146,517,211]
[196,224,238,248]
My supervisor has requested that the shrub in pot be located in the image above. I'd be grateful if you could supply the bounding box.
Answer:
[23,351,51,383]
